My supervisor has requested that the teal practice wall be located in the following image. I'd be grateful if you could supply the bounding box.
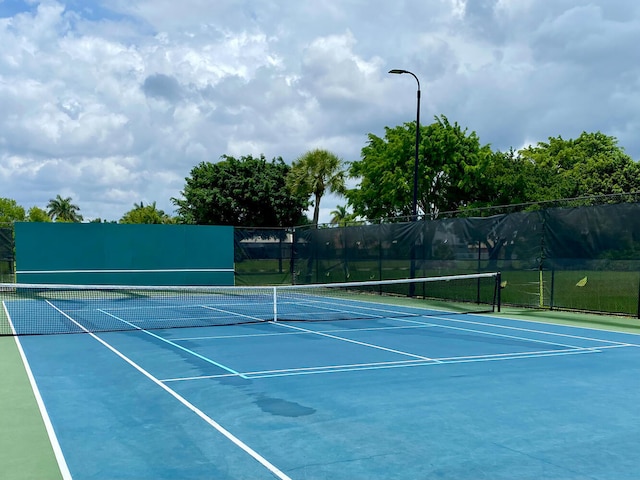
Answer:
[14,223,234,285]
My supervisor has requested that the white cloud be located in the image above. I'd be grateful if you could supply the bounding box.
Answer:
[0,0,639,224]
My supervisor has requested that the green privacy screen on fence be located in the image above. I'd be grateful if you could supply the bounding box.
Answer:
[14,222,234,285]
[0,226,14,282]
[234,202,640,317]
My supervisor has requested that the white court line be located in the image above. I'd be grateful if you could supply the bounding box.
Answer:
[397,316,585,350]
[279,295,640,348]
[16,268,234,274]
[290,295,640,346]
[65,300,261,314]
[163,344,638,382]
[244,349,602,379]
[172,330,308,341]
[168,311,585,366]
[416,314,640,347]
[162,357,433,382]
[118,315,244,325]
[44,301,292,480]
[284,296,420,319]
[97,310,247,379]
[278,299,384,319]
[169,323,439,342]
[2,301,72,480]
[242,344,638,379]
[484,313,640,343]
[270,321,441,363]
[200,304,268,323]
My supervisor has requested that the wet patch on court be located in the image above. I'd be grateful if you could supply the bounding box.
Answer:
[254,394,316,417]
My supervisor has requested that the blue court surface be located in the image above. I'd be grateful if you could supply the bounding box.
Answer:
[9,295,640,479]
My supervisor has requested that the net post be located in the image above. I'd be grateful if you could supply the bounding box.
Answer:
[550,269,555,310]
[496,272,502,313]
[538,267,544,308]
[636,274,640,319]
[273,286,278,322]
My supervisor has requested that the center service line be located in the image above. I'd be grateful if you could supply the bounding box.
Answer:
[270,320,441,363]
[97,309,247,379]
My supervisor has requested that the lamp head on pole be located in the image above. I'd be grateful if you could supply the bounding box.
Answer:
[388,69,420,90]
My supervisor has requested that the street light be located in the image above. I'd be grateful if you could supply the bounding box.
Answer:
[389,69,421,221]
[389,69,421,296]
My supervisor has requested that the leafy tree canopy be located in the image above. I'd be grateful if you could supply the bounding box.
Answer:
[172,154,308,227]
[348,121,639,221]
[519,131,640,200]
[347,115,491,221]
[460,148,537,211]
[27,206,51,222]
[120,201,174,224]
[0,197,26,223]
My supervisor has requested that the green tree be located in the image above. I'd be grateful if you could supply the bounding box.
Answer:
[348,115,490,221]
[287,149,346,225]
[172,154,308,227]
[26,206,51,222]
[120,201,173,224]
[330,205,356,227]
[519,132,640,201]
[0,198,26,223]
[464,148,535,210]
[46,195,83,222]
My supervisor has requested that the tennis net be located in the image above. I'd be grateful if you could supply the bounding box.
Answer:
[0,272,501,335]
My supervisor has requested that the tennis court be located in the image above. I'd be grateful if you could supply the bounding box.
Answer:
[3,275,640,479]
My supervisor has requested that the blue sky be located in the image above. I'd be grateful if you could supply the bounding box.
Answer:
[1,0,639,222]
[0,0,130,22]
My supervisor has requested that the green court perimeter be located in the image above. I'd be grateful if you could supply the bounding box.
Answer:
[0,335,63,480]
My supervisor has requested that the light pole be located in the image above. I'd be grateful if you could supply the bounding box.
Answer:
[389,69,421,221]
[390,69,421,295]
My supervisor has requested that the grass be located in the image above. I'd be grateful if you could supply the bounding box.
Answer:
[499,269,640,316]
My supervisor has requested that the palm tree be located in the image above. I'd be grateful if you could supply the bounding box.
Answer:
[330,205,352,227]
[287,149,346,225]
[47,195,83,222]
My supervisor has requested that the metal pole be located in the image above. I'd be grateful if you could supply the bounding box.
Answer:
[389,69,421,295]
[389,69,421,220]
[413,84,421,220]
